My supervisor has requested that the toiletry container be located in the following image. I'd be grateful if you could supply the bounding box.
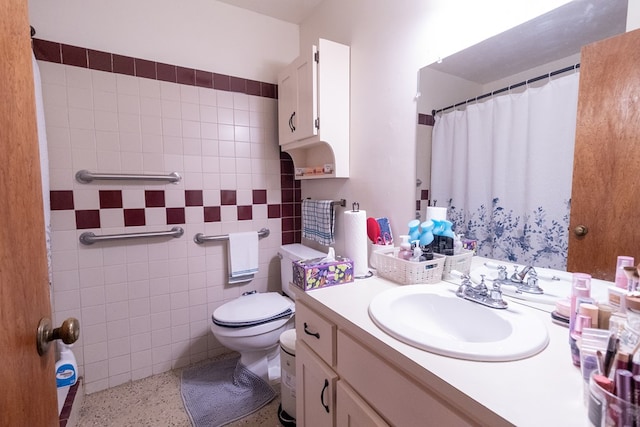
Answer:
[407,219,421,243]
[615,256,635,289]
[55,343,78,388]
[397,235,413,260]
[419,220,434,261]
[431,219,443,253]
[440,220,455,256]
[278,328,297,425]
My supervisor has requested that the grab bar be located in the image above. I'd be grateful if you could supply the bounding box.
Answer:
[76,169,182,184]
[79,227,184,245]
[194,227,270,244]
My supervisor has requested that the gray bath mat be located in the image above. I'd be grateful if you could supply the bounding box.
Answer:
[181,357,276,427]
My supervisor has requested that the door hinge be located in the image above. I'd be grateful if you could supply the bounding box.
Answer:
[315,118,320,130]
[314,51,319,63]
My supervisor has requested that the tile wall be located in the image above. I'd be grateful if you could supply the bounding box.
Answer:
[35,40,301,394]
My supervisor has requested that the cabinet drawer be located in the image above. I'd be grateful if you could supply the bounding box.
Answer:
[296,301,336,366]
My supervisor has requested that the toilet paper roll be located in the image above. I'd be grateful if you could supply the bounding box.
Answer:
[344,209,369,278]
[426,206,447,221]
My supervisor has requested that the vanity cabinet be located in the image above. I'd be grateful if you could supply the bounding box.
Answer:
[277,39,350,179]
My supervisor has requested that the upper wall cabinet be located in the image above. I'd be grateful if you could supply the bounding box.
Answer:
[278,39,350,179]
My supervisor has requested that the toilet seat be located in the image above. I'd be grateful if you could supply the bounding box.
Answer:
[212,292,295,328]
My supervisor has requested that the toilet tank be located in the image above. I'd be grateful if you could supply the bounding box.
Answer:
[279,244,326,297]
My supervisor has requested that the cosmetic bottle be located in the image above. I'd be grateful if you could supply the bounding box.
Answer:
[407,219,421,243]
[431,219,443,253]
[453,233,463,255]
[55,343,78,388]
[419,220,434,261]
[615,256,635,289]
[397,235,413,260]
[439,220,455,256]
[570,273,592,336]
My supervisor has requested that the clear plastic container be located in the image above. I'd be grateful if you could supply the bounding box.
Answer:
[588,371,640,426]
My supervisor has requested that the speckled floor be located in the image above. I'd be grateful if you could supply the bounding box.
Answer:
[77,354,283,427]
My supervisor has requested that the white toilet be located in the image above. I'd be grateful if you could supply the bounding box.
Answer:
[210,244,325,383]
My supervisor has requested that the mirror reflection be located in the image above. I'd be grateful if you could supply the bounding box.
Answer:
[415,0,628,270]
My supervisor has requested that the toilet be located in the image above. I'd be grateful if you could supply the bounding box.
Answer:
[210,243,325,383]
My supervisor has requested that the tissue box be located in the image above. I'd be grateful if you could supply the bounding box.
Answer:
[292,256,354,291]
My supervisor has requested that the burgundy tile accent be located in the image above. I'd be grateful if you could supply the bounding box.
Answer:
[33,39,61,63]
[220,190,236,205]
[185,190,203,206]
[294,188,301,203]
[416,200,421,211]
[195,70,213,89]
[113,54,135,76]
[237,205,253,220]
[281,172,294,189]
[263,83,277,99]
[61,44,87,68]
[177,67,195,86]
[75,210,100,229]
[280,153,295,175]
[281,189,295,203]
[268,204,281,218]
[252,189,267,204]
[166,207,185,224]
[204,206,221,222]
[88,49,112,72]
[418,113,435,126]
[247,80,261,96]
[156,63,177,83]
[213,73,231,91]
[281,216,295,231]
[281,203,294,217]
[50,191,74,210]
[421,189,429,200]
[282,231,296,245]
[145,190,166,208]
[294,202,301,217]
[135,58,156,79]
[230,76,246,93]
[124,209,146,227]
[99,190,123,209]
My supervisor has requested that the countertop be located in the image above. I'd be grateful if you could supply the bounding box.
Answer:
[290,256,613,427]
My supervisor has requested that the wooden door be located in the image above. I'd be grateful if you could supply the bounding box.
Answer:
[567,28,640,280]
[1,0,59,425]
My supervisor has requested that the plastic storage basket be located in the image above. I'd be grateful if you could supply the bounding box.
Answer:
[373,247,445,285]
[442,249,474,279]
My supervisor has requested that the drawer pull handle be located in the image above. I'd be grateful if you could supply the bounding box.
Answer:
[320,379,330,413]
[304,322,320,339]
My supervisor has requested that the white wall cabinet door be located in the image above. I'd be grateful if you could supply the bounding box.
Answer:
[296,340,338,427]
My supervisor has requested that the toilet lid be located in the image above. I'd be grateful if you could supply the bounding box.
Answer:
[212,292,294,327]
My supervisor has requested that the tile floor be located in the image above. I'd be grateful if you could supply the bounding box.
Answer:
[76,353,283,427]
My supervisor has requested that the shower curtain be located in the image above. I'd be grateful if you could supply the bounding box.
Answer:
[430,72,579,270]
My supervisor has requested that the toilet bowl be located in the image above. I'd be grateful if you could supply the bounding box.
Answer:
[210,244,326,383]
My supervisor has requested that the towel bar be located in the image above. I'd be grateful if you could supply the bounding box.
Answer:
[194,228,270,244]
[79,227,184,245]
[76,169,182,184]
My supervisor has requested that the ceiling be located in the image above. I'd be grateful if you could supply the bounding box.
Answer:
[428,0,628,84]
[216,0,324,24]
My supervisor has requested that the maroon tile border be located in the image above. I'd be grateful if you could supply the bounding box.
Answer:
[166,207,185,224]
[185,190,203,207]
[99,190,123,209]
[50,190,74,210]
[32,39,278,99]
[124,208,146,227]
[145,190,165,208]
[204,206,221,222]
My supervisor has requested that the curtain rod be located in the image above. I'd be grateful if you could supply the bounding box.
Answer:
[431,63,580,117]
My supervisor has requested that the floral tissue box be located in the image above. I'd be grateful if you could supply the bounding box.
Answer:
[292,256,354,291]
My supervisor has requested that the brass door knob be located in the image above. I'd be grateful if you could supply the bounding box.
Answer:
[574,225,589,237]
[37,317,80,356]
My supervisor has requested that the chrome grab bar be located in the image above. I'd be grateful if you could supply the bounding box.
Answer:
[75,169,182,184]
[194,227,270,244]
[79,227,184,245]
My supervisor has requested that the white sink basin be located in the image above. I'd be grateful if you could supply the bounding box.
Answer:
[368,285,549,361]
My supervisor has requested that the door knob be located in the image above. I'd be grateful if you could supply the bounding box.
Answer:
[574,225,589,237]
[37,317,80,356]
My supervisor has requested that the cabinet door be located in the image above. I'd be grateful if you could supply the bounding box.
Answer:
[296,341,338,427]
[294,44,318,141]
[278,65,298,146]
[336,380,389,427]
[567,28,640,279]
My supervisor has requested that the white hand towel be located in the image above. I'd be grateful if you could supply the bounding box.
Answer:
[228,232,259,283]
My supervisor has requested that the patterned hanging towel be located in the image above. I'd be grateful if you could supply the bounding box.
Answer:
[302,199,335,246]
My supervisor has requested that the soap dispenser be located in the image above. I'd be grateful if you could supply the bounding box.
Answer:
[397,235,413,260]
[419,220,434,261]
[55,342,78,388]
[440,220,455,256]
[431,219,444,254]
[407,219,421,243]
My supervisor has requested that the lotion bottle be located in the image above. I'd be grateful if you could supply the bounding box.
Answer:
[397,235,413,260]
[55,342,78,388]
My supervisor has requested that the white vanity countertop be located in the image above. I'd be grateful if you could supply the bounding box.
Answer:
[291,256,613,427]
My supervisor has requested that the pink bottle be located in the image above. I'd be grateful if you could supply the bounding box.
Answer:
[615,256,635,290]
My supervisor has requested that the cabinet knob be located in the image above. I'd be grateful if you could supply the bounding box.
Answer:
[574,225,588,237]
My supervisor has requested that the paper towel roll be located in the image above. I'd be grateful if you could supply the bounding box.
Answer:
[344,209,369,278]
[426,206,447,221]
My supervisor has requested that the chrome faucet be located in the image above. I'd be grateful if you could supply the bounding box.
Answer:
[494,265,544,295]
[456,274,508,309]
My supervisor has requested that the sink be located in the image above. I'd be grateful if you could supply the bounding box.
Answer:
[368,285,549,361]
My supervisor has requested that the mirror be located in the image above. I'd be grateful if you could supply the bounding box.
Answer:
[414,0,627,229]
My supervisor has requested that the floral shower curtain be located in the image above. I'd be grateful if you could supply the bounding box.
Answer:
[430,72,580,270]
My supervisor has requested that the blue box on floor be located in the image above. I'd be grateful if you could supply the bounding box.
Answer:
[292,256,354,291]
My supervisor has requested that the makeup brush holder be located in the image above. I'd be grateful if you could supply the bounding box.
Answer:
[588,371,640,427]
